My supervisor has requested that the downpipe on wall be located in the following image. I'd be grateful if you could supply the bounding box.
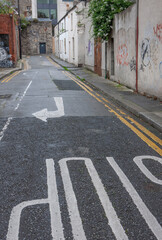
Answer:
[136,0,139,92]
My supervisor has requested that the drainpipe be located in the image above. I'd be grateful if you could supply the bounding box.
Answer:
[105,42,107,79]
[18,0,22,59]
[136,0,139,92]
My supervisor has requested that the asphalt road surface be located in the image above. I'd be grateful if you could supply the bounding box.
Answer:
[0,56,161,240]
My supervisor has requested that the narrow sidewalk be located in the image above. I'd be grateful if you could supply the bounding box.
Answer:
[50,55,162,133]
[0,58,26,80]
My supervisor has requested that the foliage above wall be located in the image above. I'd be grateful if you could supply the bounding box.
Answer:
[88,0,133,41]
[0,0,15,14]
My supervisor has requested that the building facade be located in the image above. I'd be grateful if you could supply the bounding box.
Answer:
[20,0,74,55]
[54,0,162,99]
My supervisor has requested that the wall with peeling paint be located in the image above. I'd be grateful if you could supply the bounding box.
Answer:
[138,0,162,98]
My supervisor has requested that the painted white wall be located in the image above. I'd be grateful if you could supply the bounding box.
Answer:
[32,0,37,18]
[114,4,136,89]
[138,0,162,98]
[57,0,73,22]
[84,8,94,71]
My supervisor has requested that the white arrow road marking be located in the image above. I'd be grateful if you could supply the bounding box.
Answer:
[133,156,162,185]
[107,157,162,240]
[59,157,128,240]
[7,159,64,240]
[32,97,64,122]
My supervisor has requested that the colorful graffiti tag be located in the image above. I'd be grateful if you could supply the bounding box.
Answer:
[116,44,129,66]
[0,34,13,68]
[153,24,162,42]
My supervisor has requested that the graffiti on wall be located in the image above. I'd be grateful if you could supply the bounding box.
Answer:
[159,62,162,78]
[130,57,136,71]
[87,40,93,56]
[141,38,151,67]
[116,44,129,66]
[153,24,162,43]
[0,34,13,68]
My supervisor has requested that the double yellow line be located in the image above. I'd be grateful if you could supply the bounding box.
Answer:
[1,71,20,83]
[47,56,60,68]
[63,70,162,156]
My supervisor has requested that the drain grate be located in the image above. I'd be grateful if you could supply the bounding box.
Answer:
[0,94,12,99]
[53,80,83,91]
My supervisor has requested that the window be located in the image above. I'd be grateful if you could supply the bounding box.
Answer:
[71,13,73,31]
[72,37,75,59]
[50,9,57,20]
[37,0,57,4]
[64,38,66,54]
[38,0,49,3]
[38,9,49,18]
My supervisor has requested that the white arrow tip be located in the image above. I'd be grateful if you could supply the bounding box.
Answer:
[32,109,48,122]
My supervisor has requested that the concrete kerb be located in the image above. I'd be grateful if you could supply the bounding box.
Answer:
[49,56,162,133]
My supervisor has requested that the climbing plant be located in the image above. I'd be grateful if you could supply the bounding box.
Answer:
[88,0,133,41]
[0,0,15,14]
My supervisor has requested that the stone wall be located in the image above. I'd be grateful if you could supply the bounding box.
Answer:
[19,0,32,17]
[21,20,52,55]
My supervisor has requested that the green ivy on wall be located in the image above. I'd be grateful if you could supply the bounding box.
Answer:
[88,0,133,41]
[0,0,15,14]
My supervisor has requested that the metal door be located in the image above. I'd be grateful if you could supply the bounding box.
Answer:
[40,43,46,54]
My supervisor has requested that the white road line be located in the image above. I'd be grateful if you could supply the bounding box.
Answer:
[7,159,65,240]
[133,156,162,185]
[46,159,65,239]
[59,157,128,240]
[7,199,48,240]
[0,117,13,141]
[0,81,32,142]
[107,157,162,240]
[15,81,32,110]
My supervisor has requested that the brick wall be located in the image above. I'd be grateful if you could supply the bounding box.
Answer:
[0,14,19,67]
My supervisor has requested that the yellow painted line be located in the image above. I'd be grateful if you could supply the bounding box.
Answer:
[62,71,162,156]
[1,72,17,83]
[5,71,20,83]
[125,116,162,146]
[69,74,161,146]
[65,71,94,92]
[1,71,20,83]
[47,57,60,68]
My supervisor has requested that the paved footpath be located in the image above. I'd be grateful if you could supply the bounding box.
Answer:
[0,55,161,240]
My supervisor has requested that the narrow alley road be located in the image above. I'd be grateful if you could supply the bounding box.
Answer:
[0,56,161,240]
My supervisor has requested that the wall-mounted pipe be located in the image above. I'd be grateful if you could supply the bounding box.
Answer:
[136,0,139,92]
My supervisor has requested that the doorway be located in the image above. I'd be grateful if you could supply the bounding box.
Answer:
[40,43,46,54]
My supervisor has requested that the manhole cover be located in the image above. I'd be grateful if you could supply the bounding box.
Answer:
[53,80,83,91]
[0,94,12,99]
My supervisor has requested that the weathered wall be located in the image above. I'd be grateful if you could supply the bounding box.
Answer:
[84,11,94,72]
[0,14,18,67]
[21,20,52,55]
[138,0,162,98]
[114,4,136,89]
[19,0,32,17]
[57,0,73,22]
